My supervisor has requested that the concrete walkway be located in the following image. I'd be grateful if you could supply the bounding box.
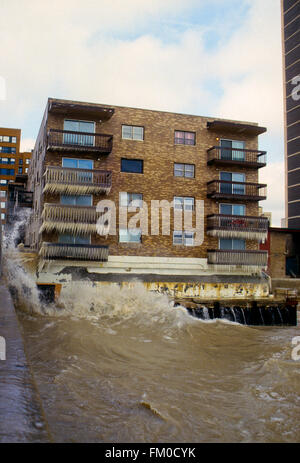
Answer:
[0,279,50,442]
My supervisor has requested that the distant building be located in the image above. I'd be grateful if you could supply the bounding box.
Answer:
[281,0,300,228]
[0,127,32,224]
[259,206,272,226]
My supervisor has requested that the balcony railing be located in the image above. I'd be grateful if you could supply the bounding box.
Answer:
[40,203,110,236]
[39,242,109,261]
[207,249,268,267]
[207,214,269,240]
[47,129,113,154]
[43,166,112,195]
[207,146,266,168]
[207,180,267,201]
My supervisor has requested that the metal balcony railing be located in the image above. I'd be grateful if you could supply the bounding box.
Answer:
[207,249,268,267]
[207,146,266,168]
[39,242,109,261]
[43,166,112,195]
[47,129,113,154]
[207,214,269,240]
[207,180,267,201]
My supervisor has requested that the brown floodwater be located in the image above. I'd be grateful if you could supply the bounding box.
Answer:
[13,281,300,443]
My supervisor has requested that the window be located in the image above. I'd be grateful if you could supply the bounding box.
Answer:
[220,140,245,161]
[0,191,6,198]
[174,196,194,211]
[10,158,15,164]
[120,192,143,207]
[220,172,245,195]
[219,238,246,250]
[19,159,23,165]
[61,195,92,206]
[25,159,30,164]
[18,167,23,174]
[62,158,93,182]
[63,120,95,146]
[174,131,195,145]
[121,158,143,174]
[62,158,93,169]
[25,168,28,173]
[122,125,144,141]
[173,231,194,246]
[119,228,142,243]
[0,180,7,185]
[0,135,17,143]
[174,163,195,178]
[1,213,5,220]
[220,204,245,216]
[0,147,16,154]
[58,234,91,245]
[1,202,5,209]
[0,168,14,176]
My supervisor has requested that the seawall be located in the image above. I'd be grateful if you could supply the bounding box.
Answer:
[0,278,50,442]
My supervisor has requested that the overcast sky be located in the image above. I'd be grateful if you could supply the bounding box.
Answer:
[0,0,284,225]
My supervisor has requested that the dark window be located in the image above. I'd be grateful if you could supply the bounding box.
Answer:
[174,131,195,145]
[0,147,16,154]
[121,158,143,174]
[0,168,14,176]
[19,159,23,165]
[18,167,23,174]
[219,238,246,250]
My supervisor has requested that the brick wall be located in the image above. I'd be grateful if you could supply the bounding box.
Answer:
[29,99,265,257]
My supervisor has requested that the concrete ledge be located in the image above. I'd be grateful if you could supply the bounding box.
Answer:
[0,279,49,442]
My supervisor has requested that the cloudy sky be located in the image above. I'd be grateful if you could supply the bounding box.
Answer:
[0,0,284,224]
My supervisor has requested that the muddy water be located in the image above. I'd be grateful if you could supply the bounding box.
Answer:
[14,282,300,443]
[3,215,300,443]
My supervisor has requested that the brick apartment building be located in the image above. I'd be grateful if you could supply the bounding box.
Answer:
[24,97,269,282]
[0,127,31,224]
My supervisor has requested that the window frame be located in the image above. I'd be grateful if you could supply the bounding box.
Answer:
[62,158,94,170]
[219,203,246,216]
[219,238,246,250]
[120,192,143,208]
[173,231,195,246]
[173,196,195,211]
[119,227,142,243]
[58,233,92,245]
[174,163,195,178]
[121,158,144,174]
[121,125,144,141]
[174,130,196,146]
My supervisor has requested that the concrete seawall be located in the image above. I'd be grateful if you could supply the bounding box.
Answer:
[0,279,50,442]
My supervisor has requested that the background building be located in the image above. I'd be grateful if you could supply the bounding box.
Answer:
[0,127,31,225]
[281,0,300,228]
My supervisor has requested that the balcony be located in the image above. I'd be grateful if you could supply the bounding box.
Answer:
[207,180,267,201]
[207,146,266,169]
[43,166,112,195]
[39,242,109,261]
[207,214,269,240]
[207,249,268,267]
[47,129,113,154]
